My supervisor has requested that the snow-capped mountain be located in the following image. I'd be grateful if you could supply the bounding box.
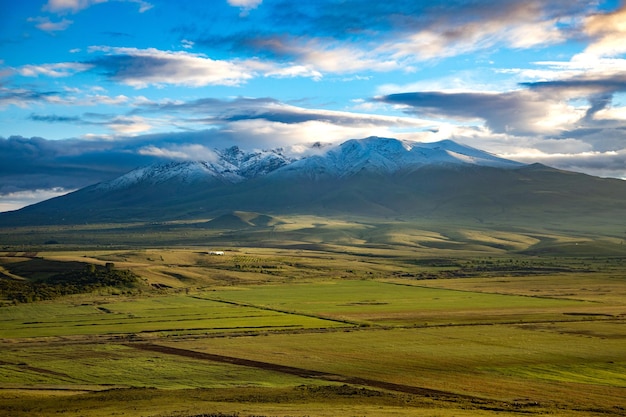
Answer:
[98,137,522,190]
[97,146,295,190]
[270,137,521,179]
[5,135,625,227]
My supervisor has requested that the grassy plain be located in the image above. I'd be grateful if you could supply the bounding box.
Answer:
[1,217,625,416]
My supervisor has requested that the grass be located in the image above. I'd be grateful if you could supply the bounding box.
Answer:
[485,361,626,387]
[0,343,324,389]
[166,324,626,388]
[161,323,626,412]
[0,386,546,417]
[208,279,591,326]
[1,231,626,416]
[0,293,348,338]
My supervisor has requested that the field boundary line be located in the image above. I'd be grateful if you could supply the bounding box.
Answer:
[379,280,604,303]
[190,295,364,326]
[127,342,485,402]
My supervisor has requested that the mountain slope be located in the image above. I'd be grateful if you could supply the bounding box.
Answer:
[97,146,295,190]
[1,137,624,230]
[270,137,521,180]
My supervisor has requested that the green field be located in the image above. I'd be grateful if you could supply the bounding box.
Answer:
[1,220,625,416]
[0,293,348,338]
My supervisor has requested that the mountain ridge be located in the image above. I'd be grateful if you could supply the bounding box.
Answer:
[1,137,624,229]
[96,137,522,190]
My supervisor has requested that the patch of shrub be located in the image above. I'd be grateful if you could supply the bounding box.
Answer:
[0,264,141,303]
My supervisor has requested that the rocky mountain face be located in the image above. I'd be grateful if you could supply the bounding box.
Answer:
[1,137,625,227]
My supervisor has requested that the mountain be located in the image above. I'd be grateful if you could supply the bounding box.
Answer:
[96,145,295,190]
[270,137,521,180]
[1,137,625,230]
[94,137,520,189]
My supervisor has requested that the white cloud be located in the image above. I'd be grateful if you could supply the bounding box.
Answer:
[594,106,626,120]
[181,39,194,49]
[377,72,507,96]
[106,115,153,134]
[27,16,74,32]
[502,148,626,179]
[388,3,567,61]
[227,0,262,16]
[43,0,107,13]
[244,59,322,80]
[138,144,219,161]
[42,0,152,14]
[227,0,262,7]
[509,57,626,83]
[581,4,626,58]
[255,37,402,74]
[87,46,326,87]
[89,46,255,87]
[221,118,424,151]
[129,0,153,13]
[0,87,64,108]
[17,62,92,77]
[0,188,74,212]
[301,42,401,74]
[80,94,130,106]
[378,89,589,137]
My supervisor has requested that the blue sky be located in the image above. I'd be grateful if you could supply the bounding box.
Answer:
[1,0,626,211]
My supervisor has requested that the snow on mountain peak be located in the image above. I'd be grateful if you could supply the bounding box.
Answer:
[269,137,522,179]
[96,137,523,190]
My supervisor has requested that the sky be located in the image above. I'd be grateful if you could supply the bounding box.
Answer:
[1,0,626,212]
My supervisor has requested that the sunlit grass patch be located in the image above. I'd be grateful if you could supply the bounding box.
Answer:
[0,293,348,338]
[484,362,626,387]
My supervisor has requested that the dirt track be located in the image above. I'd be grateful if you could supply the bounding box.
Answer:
[128,342,481,402]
